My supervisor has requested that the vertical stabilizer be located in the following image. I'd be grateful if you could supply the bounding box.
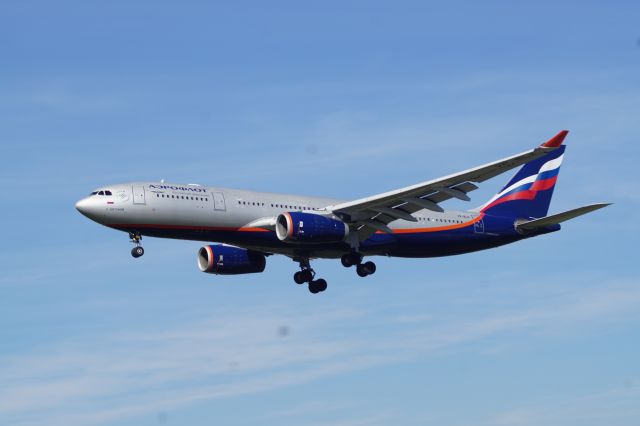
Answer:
[479,131,568,219]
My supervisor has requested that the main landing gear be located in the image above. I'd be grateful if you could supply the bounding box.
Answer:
[130,232,144,258]
[293,258,327,294]
[341,252,376,278]
[292,253,377,294]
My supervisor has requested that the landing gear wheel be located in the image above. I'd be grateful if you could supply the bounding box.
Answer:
[309,279,327,294]
[315,279,328,292]
[356,264,368,277]
[131,246,144,258]
[362,261,376,275]
[293,271,306,285]
[293,258,316,285]
[341,252,362,268]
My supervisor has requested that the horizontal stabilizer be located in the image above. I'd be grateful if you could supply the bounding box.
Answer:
[516,203,611,231]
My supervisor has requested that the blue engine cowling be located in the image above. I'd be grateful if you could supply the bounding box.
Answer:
[197,244,266,275]
[275,212,348,243]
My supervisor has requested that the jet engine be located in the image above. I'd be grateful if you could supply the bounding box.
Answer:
[275,212,348,243]
[197,244,266,275]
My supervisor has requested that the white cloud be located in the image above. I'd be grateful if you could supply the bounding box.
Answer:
[1,278,639,425]
[484,385,640,426]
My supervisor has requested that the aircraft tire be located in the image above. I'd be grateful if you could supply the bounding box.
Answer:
[308,279,327,294]
[293,271,306,285]
[362,261,376,275]
[341,253,362,268]
[341,255,352,268]
[315,279,327,292]
[131,246,144,258]
[356,264,368,277]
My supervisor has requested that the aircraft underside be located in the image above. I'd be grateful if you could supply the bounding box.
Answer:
[110,222,526,259]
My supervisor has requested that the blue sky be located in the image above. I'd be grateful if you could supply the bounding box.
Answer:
[1,1,639,425]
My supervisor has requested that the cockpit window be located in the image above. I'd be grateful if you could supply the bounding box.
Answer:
[90,190,113,196]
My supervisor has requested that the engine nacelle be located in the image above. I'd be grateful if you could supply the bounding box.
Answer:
[197,245,266,275]
[275,212,348,243]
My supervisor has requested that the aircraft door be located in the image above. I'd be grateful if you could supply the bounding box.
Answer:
[132,186,146,205]
[212,192,226,211]
[474,218,485,234]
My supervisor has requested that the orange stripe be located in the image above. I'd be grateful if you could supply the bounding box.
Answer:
[377,214,484,234]
[238,227,270,232]
[205,245,214,272]
[284,212,293,238]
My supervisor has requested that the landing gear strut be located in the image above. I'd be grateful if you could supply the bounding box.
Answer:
[341,252,376,277]
[130,232,144,258]
[293,258,327,294]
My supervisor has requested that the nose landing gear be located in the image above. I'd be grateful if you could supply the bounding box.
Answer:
[129,232,144,258]
[293,258,328,294]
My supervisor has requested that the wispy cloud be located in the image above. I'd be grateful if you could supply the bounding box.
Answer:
[1,278,638,425]
[484,384,640,426]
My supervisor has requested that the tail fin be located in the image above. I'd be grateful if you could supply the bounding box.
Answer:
[479,131,568,219]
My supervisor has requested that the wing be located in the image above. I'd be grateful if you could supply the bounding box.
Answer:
[326,131,568,238]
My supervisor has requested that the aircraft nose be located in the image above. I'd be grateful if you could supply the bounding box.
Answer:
[75,197,90,214]
[75,197,103,222]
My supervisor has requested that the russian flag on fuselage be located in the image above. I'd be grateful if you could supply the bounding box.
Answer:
[480,145,565,219]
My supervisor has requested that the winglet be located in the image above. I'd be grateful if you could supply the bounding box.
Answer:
[541,130,569,148]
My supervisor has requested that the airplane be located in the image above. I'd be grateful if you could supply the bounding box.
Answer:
[75,130,610,294]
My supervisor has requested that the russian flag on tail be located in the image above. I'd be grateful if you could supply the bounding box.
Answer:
[480,131,568,219]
